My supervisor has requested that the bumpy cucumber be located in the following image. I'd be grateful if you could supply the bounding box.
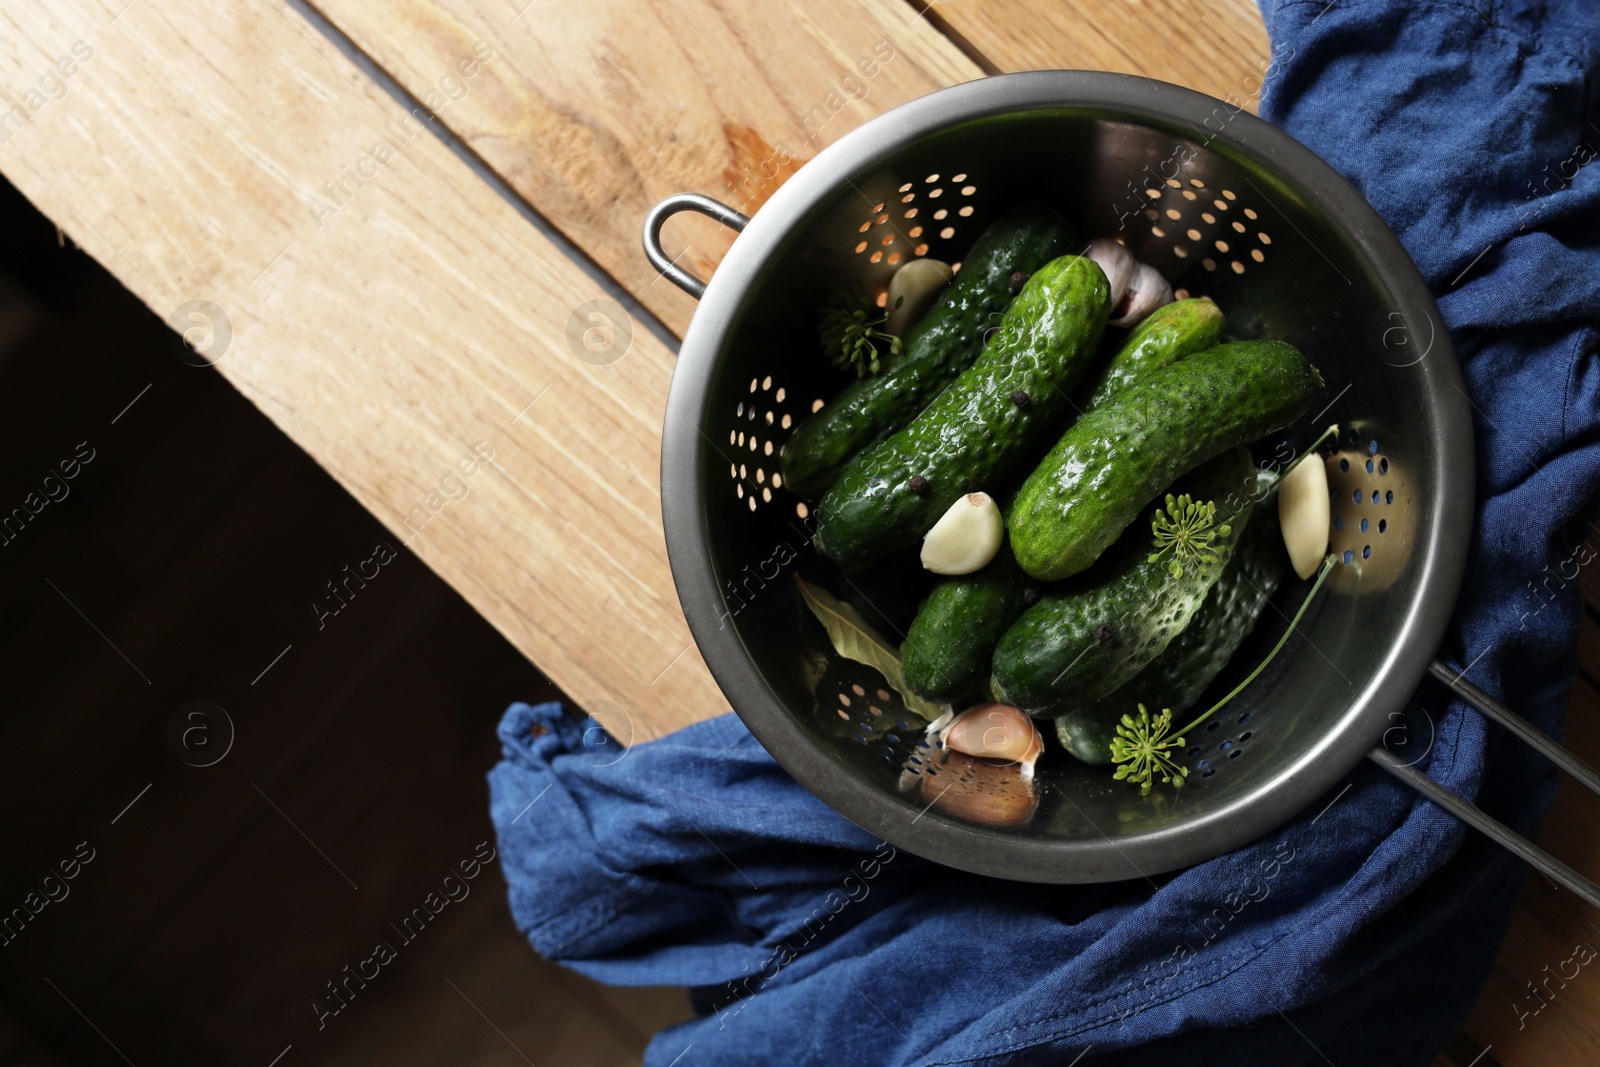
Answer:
[1054,494,1284,763]
[1079,298,1226,410]
[813,256,1111,569]
[780,204,1076,498]
[901,551,1030,703]
[1009,340,1319,581]
[991,448,1256,715]
[898,299,1220,704]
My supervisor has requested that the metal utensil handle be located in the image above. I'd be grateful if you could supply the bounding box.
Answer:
[642,194,750,300]
[1428,659,1600,796]
[1365,658,1600,909]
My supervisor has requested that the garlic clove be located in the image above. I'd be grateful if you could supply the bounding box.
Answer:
[1278,453,1331,579]
[1082,238,1136,307]
[1109,262,1175,327]
[884,258,954,338]
[920,750,1040,825]
[920,491,1003,575]
[939,702,1045,781]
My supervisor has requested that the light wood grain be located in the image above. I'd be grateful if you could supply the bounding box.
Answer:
[0,0,725,739]
[310,0,980,337]
[924,0,1273,112]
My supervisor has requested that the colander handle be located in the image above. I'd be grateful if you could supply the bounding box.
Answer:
[642,194,750,300]
[1365,659,1600,910]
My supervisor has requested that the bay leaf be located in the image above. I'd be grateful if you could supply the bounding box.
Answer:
[794,575,943,721]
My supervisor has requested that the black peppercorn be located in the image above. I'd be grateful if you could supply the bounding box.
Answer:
[907,474,928,494]
[1021,587,1041,607]
[1008,271,1029,294]
[1011,390,1030,408]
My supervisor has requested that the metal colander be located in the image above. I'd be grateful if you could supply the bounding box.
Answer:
[645,71,1600,896]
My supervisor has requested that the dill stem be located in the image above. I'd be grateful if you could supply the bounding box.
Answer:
[1267,423,1340,496]
[1172,553,1338,740]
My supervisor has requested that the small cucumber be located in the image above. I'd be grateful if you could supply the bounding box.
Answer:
[1009,339,1320,581]
[814,256,1111,569]
[901,550,1031,703]
[897,299,1221,705]
[1053,492,1284,763]
[1052,697,1120,765]
[1078,298,1226,410]
[991,448,1256,715]
[780,204,1076,498]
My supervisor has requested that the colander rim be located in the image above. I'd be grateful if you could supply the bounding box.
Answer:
[660,69,1473,882]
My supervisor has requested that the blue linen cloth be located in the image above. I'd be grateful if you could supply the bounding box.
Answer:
[490,2,1600,1062]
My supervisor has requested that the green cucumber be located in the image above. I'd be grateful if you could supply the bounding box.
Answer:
[1009,339,1320,581]
[780,203,1076,498]
[901,550,1031,703]
[1078,298,1226,410]
[1053,494,1284,763]
[991,447,1256,715]
[1052,694,1122,765]
[813,255,1111,569]
[897,299,1223,704]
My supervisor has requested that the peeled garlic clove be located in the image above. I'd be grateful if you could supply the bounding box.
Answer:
[939,702,1045,781]
[1082,238,1136,306]
[1109,262,1174,327]
[884,258,954,338]
[920,491,1002,575]
[1279,453,1331,579]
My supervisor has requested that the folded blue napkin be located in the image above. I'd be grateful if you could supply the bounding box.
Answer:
[490,1,1600,1062]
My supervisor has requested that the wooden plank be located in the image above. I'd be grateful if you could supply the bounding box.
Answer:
[1460,677,1600,1065]
[923,0,1273,113]
[1579,613,1600,683]
[306,0,980,337]
[0,0,724,738]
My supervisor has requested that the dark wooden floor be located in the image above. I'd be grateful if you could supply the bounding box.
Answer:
[0,179,688,1064]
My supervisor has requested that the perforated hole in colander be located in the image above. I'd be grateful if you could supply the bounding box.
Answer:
[727,376,809,514]
[1177,707,1265,784]
[1325,425,1412,592]
[1137,178,1273,280]
[852,173,982,308]
[815,673,924,765]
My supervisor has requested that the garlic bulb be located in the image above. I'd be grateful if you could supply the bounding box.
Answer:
[884,258,954,338]
[938,702,1045,781]
[920,492,1003,575]
[1082,238,1136,306]
[1109,262,1174,327]
[1279,453,1331,579]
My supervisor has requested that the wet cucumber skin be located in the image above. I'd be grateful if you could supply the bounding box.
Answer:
[813,256,1111,570]
[1122,487,1284,716]
[779,204,1075,499]
[1079,298,1226,410]
[901,551,1029,703]
[991,448,1256,715]
[1009,340,1319,582]
[898,297,1224,705]
[1053,497,1284,763]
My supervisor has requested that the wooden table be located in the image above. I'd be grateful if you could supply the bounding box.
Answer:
[3,2,1592,1062]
